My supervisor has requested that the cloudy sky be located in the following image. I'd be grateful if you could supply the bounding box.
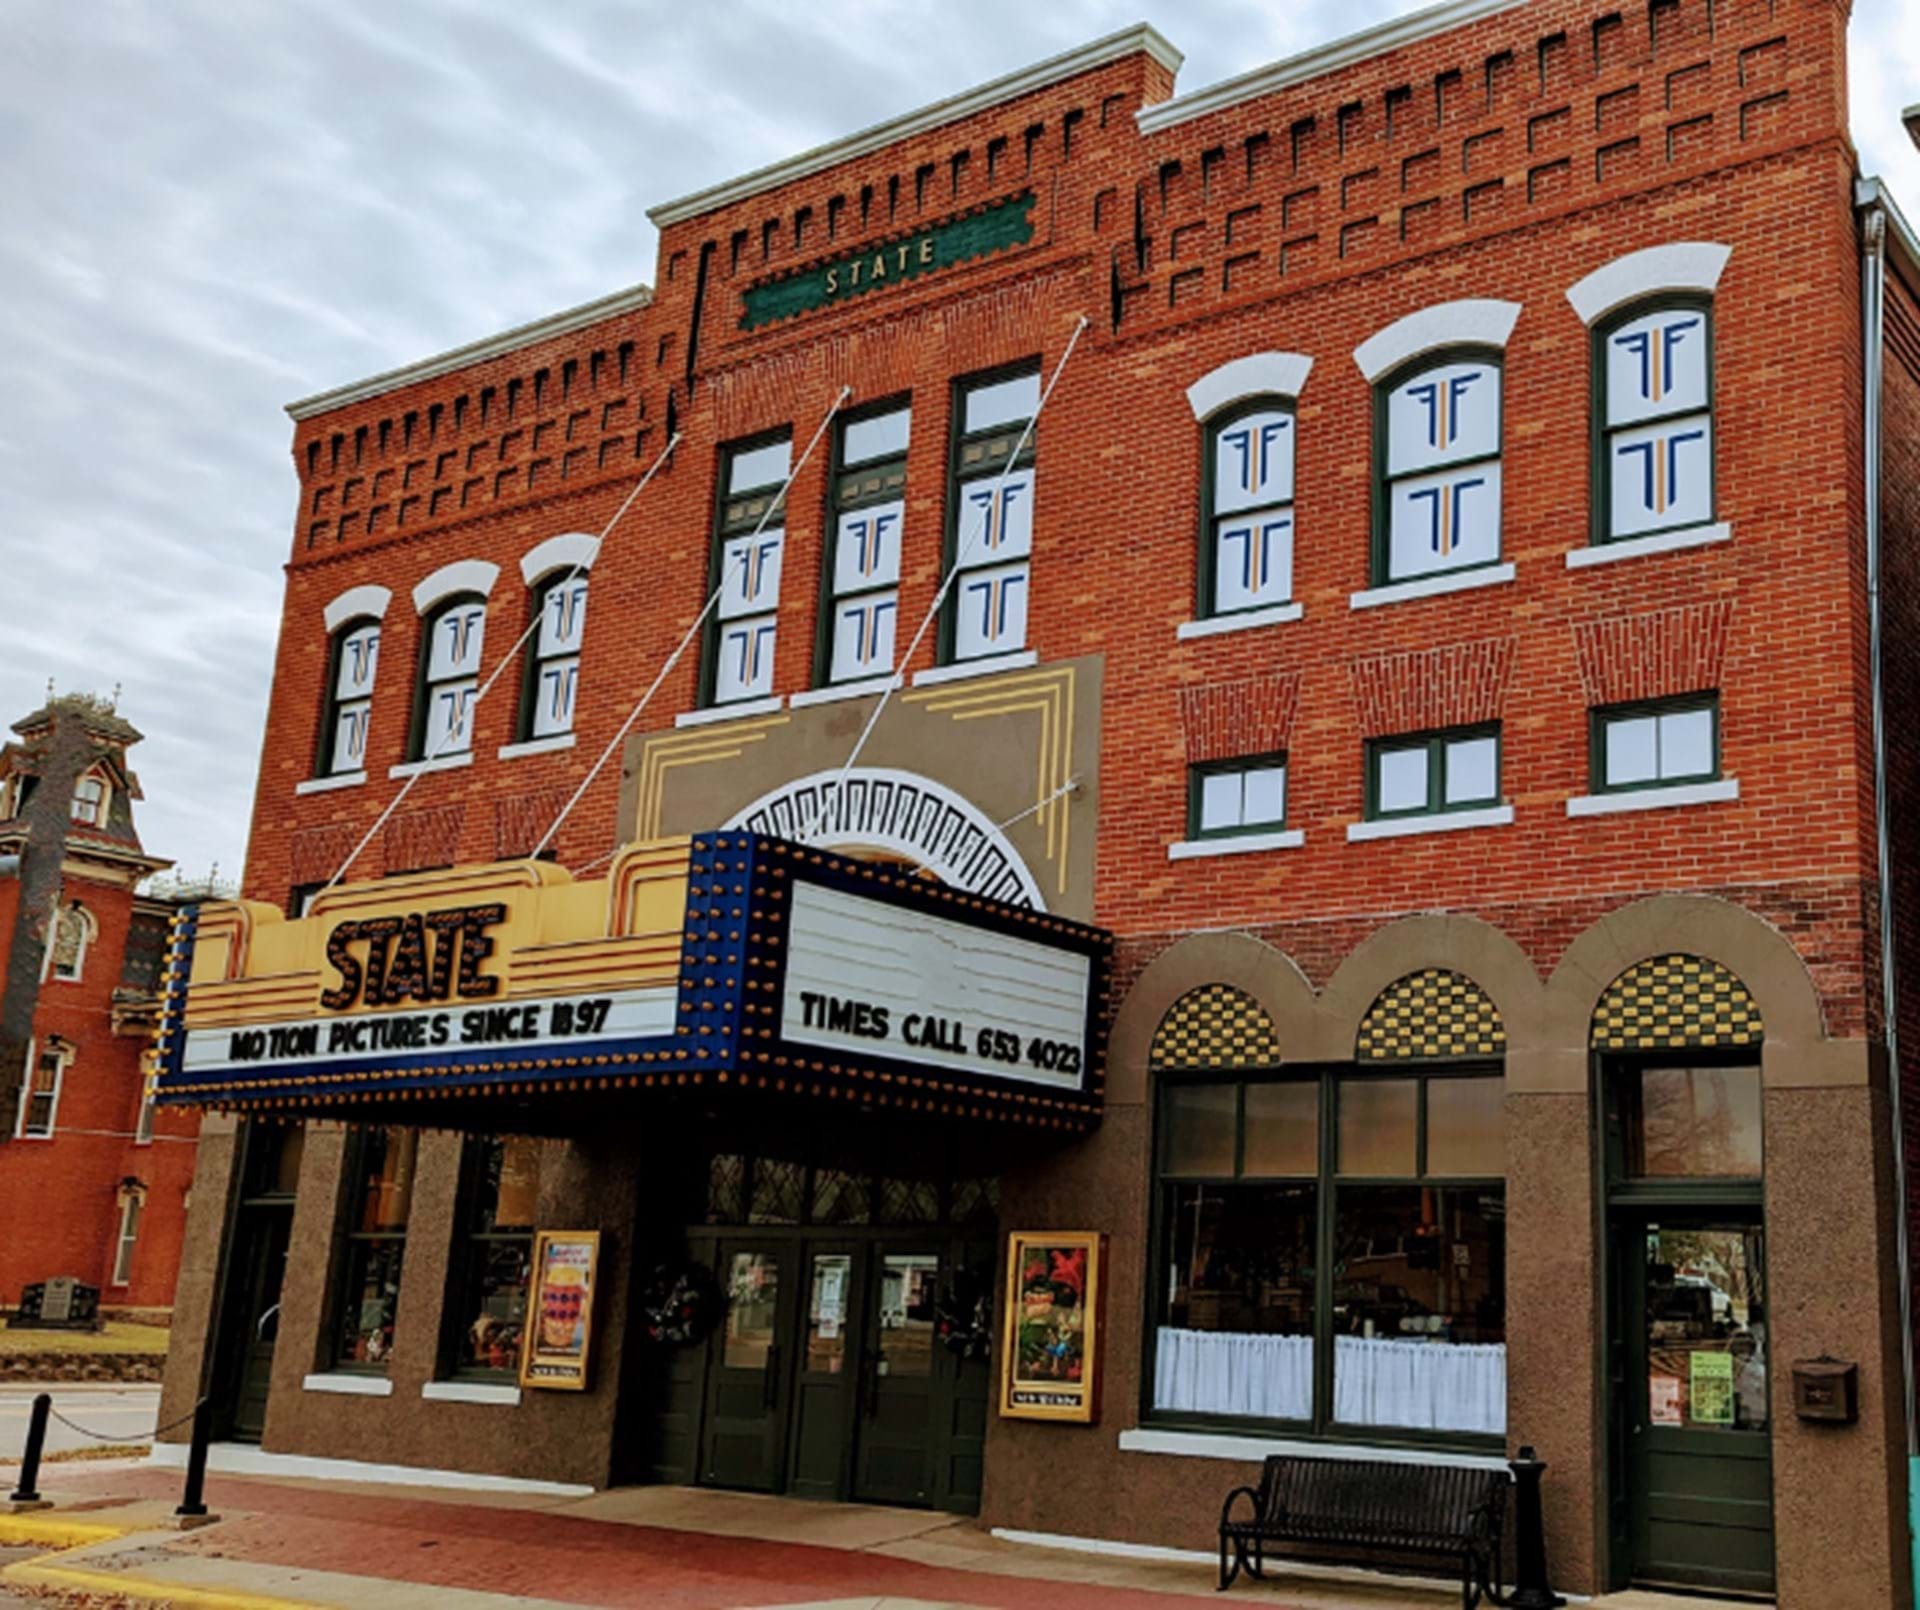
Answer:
[4,0,1917,886]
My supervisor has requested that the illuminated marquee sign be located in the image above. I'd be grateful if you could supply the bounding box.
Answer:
[151,834,1109,1130]
[739,191,1037,330]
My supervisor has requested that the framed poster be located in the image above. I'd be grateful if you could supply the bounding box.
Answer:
[519,1229,601,1391]
[999,1230,1103,1423]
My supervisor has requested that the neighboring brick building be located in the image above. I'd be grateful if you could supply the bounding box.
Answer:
[154,1,1920,1602]
[0,694,201,1312]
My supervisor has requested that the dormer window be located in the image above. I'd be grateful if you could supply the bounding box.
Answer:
[71,776,105,826]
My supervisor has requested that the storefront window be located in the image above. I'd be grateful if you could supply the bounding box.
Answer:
[1152,1070,1507,1442]
[1625,1064,1762,1177]
[445,1135,543,1379]
[332,1127,417,1371]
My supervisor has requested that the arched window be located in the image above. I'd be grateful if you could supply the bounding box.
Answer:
[520,571,588,740]
[319,618,381,776]
[48,902,95,983]
[1374,347,1504,586]
[1201,400,1296,619]
[1594,297,1714,544]
[412,594,488,759]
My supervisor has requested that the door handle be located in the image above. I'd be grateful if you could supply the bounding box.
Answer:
[762,1343,780,1409]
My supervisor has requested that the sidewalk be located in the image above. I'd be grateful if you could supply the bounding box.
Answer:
[0,1461,1746,1610]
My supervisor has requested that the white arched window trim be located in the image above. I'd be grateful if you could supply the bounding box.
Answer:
[1186,352,1315,421]
[412,559,500,615]
[15,1037,71,1139]
[322,584,392,633]
[519,533,600,587]
[45,902,97,983]
[1352,299,1522,383]
[1565,242,1732,327]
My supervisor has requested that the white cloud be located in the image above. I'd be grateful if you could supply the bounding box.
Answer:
[1,0,1914,888]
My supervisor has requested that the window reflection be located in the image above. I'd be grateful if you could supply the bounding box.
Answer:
[1627,1065,1762,1177]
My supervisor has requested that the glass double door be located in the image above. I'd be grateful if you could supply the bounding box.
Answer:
[1614,1215,1774,1595]
[700,1235,953,1507]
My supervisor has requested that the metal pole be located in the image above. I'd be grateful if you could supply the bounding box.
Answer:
[174,1397,211,1519]
[1502,1447,1565,1609]
[7,1393,50,1506]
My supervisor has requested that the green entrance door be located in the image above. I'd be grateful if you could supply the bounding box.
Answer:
[852,1248,942,1505]
[786,1241,863,1501]
[700,1243,796,1492]
[1622,1217,1774,1595]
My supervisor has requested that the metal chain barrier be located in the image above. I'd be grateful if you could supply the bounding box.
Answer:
[44,1394,207,1443]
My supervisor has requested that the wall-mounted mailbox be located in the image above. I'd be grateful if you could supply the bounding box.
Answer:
[1792,1357,1858,1424]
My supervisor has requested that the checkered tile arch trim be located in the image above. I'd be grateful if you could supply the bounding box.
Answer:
[1591,953,1762,1051]
[1356,969,1506,1060]
[1150,984,1281,1070]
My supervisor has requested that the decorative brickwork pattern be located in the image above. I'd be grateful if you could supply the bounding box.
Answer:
[1590,953,1762,1050]
[382,804,467,876]
[1178,673,1301,764]
[1347,639,1514,739]
[1356,969,1507,1060]
[1150,984,1280,1070]
[494,787,571,861]
[289,823,361,889]
[1573,600,1733,708]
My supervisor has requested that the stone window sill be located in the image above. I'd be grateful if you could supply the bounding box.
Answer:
[388,752,473,780]
[1176,603,1304,641]
[674,696,783,729]
[497,733,576,761]
[1349,564,1515,612]
[295,772,367,796]
[911,650,1039,688]
[1346,804,1514,842]
[1567,777,1740,816]
[1168,829,1305,861]
[789,676,902,709]
[1566,522,1730,569]
[302,1372,394,1397]
[421,1380,522,1406]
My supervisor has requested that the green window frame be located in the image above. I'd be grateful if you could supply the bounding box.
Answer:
[317,616,380,776]
[1199,398,1296,619]
[1371,344,1505,587]
[1187,755,1288,840]
[516,571,588,741]
[941,362,1039,665]
[1592,294,1715,547]
[1146,1064,1507,1448]
[441,1135,542,1382]
[329,1127,417,1374]
[1364,725,1502,821]
[408,593,487,761]
[815,399,910,688]
[1590,694,1720,794]
[700,431,792,708]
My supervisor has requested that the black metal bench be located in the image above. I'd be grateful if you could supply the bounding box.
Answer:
[1218,1454,1509,1607]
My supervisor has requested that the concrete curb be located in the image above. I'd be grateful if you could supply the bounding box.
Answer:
[0,1512,125,1549]
[1,1513,333,1610]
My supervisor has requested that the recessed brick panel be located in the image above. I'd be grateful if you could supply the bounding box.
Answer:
[1179,674,1302,764]
[1348,639,1516,738]
[1573,601,1734,707]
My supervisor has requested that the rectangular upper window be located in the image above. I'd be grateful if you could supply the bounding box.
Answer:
[1375,353,1503,585]
[1366,726,1500,820]
[1597,300,1713,543]
[1202,405,1296,618]
[1593,695,1718,792]
[944,365,1038,664]
[1189,756,1287,839]
[706,432,792,706]
[820,402,909,686]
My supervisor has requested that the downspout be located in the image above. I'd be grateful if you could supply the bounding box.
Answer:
[1858,187,1920,1601]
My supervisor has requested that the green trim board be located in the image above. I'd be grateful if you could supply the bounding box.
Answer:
[741,192,1038,330]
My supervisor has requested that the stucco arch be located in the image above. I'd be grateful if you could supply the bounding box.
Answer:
[1313,913,1546,1064]
[1106,931,1315,1106]
[1545,894,1849,1089]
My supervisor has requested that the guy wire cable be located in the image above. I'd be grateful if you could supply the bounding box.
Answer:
[529,384,853,860]
[804,314,1089,844]
[324,430,683,890]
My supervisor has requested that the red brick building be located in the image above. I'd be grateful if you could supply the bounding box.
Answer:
[0,694,201,1313]
[155,1,1920,1602]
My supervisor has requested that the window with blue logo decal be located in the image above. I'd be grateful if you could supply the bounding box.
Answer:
[1203,402,1296,617]
[822,402,909,686]
[1598,299,1713,542]
[521,571,588,739]
[1377,352,1503,584]
[413,595,486,758]
[707,432,792,705]
[946,364,1038,663]
[322,618,380,775]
